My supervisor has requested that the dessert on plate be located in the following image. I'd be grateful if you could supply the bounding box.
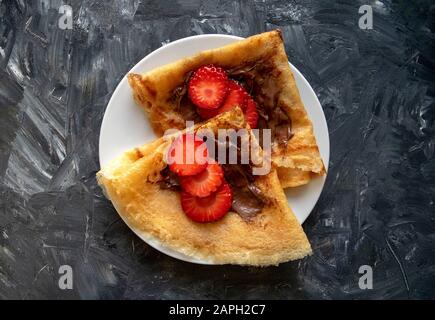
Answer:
[128,30,325,188]
[97,108,312,266]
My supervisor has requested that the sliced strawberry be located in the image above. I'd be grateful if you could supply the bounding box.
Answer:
[188,65,228,109]
[196,106,220,120]
[181,181,232,223]
[180,162,224,197]
[227,79,248,95]
[219,80,248,113]
[168,134,209,176]
[245,97,259,128]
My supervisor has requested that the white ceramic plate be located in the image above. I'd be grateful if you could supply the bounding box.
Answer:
[99,34,329,265]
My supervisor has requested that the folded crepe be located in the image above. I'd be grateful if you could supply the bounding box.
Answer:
[97,108,311,266]
[128,30,325,188]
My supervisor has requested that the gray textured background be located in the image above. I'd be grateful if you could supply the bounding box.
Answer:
[1,0,434,299]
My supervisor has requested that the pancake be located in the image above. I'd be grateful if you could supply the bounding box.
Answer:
[97,108,312,266]
[127,30,325,188]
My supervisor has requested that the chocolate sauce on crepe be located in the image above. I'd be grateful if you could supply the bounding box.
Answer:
[159,136,269,221]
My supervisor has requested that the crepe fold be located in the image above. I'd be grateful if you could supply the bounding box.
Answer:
[128,30,325,188]
[97,109,311,266]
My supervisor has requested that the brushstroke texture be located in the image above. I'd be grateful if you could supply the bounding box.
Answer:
[0,0,434,299]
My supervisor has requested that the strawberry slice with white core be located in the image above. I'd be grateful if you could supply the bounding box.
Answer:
[196,80,249,120]
[180,161,224,197]
[188,65,229,109]
[181,181,232,222]
[168,134,209,176]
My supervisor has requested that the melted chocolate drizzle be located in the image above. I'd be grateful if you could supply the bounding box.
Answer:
[228,62,293,147]
[158,166,181,191]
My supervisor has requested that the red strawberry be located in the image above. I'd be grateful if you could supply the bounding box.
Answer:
[197,80,249,120]
[219,80,248,113]
[188,65,228,109]
[168,134,208,176]
[245,97,259,128]
[196,106,220,120]
[181,181,232,222]
[180,162,224,197]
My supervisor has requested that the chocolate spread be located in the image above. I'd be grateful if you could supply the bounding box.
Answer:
[157,138,269,221]
[212,137,269,220]
[172,71,202,123]
[171,62,294,146]
[228,62,293,146]
[222,164,268,221]
[158,166,181,191]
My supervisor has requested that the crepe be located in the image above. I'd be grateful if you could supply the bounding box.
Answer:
[97,108,312,266]
[128,30,325,189]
